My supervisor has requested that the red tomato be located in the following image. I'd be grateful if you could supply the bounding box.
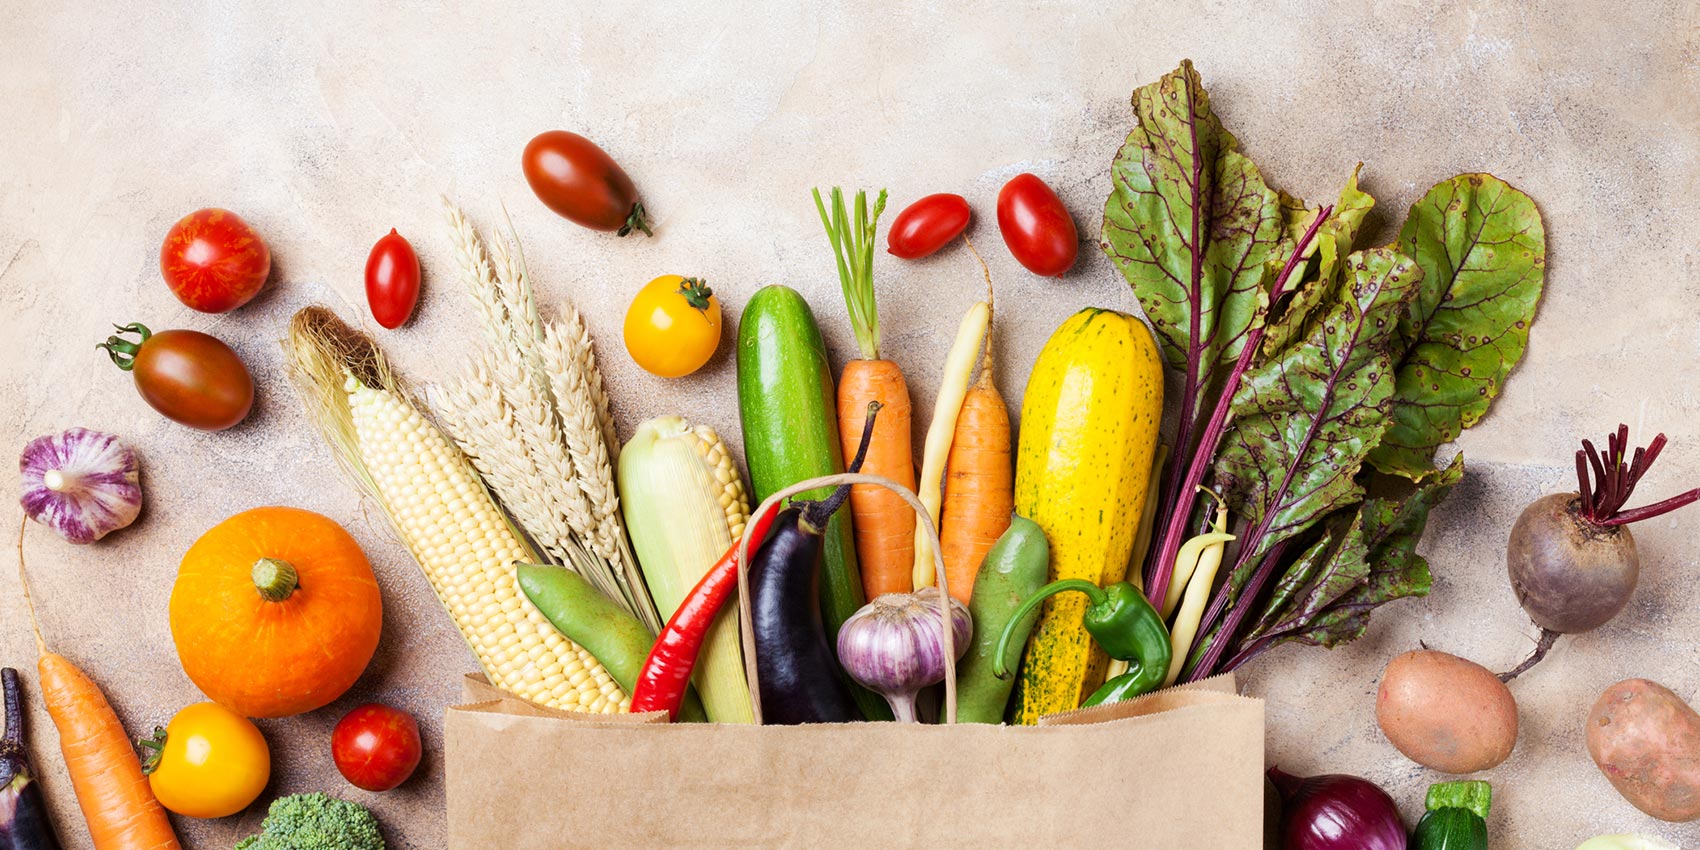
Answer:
[522,131,651,236]
[996,174,1078,277]
[364,229,422,329]
[332,703,422,792]
[160,208,271,313]
[886,193,971,259]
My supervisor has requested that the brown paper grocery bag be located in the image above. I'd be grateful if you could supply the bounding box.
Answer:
[445,673,1264,849]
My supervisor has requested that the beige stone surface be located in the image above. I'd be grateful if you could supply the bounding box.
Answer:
[2,1,1698,847]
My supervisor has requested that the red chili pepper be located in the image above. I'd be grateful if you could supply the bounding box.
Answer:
[630,502,780,720]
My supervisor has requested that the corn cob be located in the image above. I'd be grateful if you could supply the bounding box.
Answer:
[619,416,754,723]
[286,306,628,713]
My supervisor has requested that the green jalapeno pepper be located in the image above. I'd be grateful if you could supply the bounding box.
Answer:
[993,578,1172,708]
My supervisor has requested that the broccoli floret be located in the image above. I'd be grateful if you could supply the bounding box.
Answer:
[234,793,385,850]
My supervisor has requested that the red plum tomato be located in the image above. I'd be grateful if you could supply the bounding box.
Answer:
[996,173,1077,277]
[886,193,971,259]
[365,229,422,329]
[522,130,650,236]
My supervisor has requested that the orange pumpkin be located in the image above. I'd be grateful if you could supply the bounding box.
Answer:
[170,506,382,718]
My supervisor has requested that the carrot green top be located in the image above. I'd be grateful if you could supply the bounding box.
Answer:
[812,187,887,361]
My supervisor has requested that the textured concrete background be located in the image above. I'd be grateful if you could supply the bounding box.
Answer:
[3,1,1698,847]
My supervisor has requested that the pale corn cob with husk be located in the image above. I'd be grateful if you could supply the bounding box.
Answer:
[619,416,754,723]
[286,306,629,713]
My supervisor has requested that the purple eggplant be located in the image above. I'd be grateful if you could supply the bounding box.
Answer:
[749,403,880,725]
[0,669,61,850]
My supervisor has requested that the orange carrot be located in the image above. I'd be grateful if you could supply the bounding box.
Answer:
[815,186,918,600]
[838,359,917,598]
[939,369,1012,603]
[18,522,180,850]
[938,241,1013,603]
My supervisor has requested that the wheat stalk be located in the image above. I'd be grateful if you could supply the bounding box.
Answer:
[442,200,507,348]
[435,198,661,632]
[433,368,576,567]
[560,302,622,459]
[540,322,648,613]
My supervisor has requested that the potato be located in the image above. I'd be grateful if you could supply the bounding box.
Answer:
[1587,678,1700,822]
[1376,650,1518,773]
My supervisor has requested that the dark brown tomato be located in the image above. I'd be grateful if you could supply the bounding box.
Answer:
[131,329,255,430]
[521,130,651,236]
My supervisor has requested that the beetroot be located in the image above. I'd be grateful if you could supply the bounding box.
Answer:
[1501,425,1700,682]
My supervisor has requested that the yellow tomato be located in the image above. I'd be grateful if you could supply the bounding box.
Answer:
[623,275,722,377]
[144,702,270,818]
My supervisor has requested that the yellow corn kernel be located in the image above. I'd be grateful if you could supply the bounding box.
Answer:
[347,377,629,713]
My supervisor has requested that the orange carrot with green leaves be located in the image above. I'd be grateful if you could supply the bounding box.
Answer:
[17,522,180,850]
[815,186,917,600]
[938,241,1013,603]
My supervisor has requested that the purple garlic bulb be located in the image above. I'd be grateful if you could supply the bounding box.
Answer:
[20,428,142,544]
[836,586,972,723]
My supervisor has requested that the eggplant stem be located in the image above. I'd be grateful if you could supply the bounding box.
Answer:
[805,401,881,527]
[1498,628,1560,683]
[0,669,23,789]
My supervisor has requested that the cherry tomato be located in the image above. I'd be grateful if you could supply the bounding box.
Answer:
[332,703,423,792]
[143,702,270,819]
[522,130,651,236]
[623,275,722,378]
[159,208,271,313]
[887,193,971,259]
[365,229,422,329]
[996,173,1078,277]
[97,323,254,430]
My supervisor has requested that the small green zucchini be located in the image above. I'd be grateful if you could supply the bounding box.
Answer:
[954,516,1049,723]
[736,285,888,721]
[1413,780,1491,850]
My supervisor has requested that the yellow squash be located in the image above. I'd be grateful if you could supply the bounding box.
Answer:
[1010,308,1163,724]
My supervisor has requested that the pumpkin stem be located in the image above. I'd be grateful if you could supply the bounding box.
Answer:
[252,558,300,602]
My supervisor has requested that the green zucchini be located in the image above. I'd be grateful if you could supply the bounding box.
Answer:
[516,563,706,722]
[1413,780,1491,850]
[954,516,1049,723]
[736,285,888,721]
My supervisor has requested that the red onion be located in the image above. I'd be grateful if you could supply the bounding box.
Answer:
[1270,766,1406,850]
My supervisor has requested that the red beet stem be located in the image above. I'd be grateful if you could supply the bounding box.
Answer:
[1600,488,1700,526]
[1575,426,1695,526]
[1142,206,1333,609]
[1575,450,1593,515]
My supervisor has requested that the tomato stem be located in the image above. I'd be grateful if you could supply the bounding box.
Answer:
[135,726,168,775]
[95,322,152,371]
[619,202,653,237]
[677,277,714,313]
